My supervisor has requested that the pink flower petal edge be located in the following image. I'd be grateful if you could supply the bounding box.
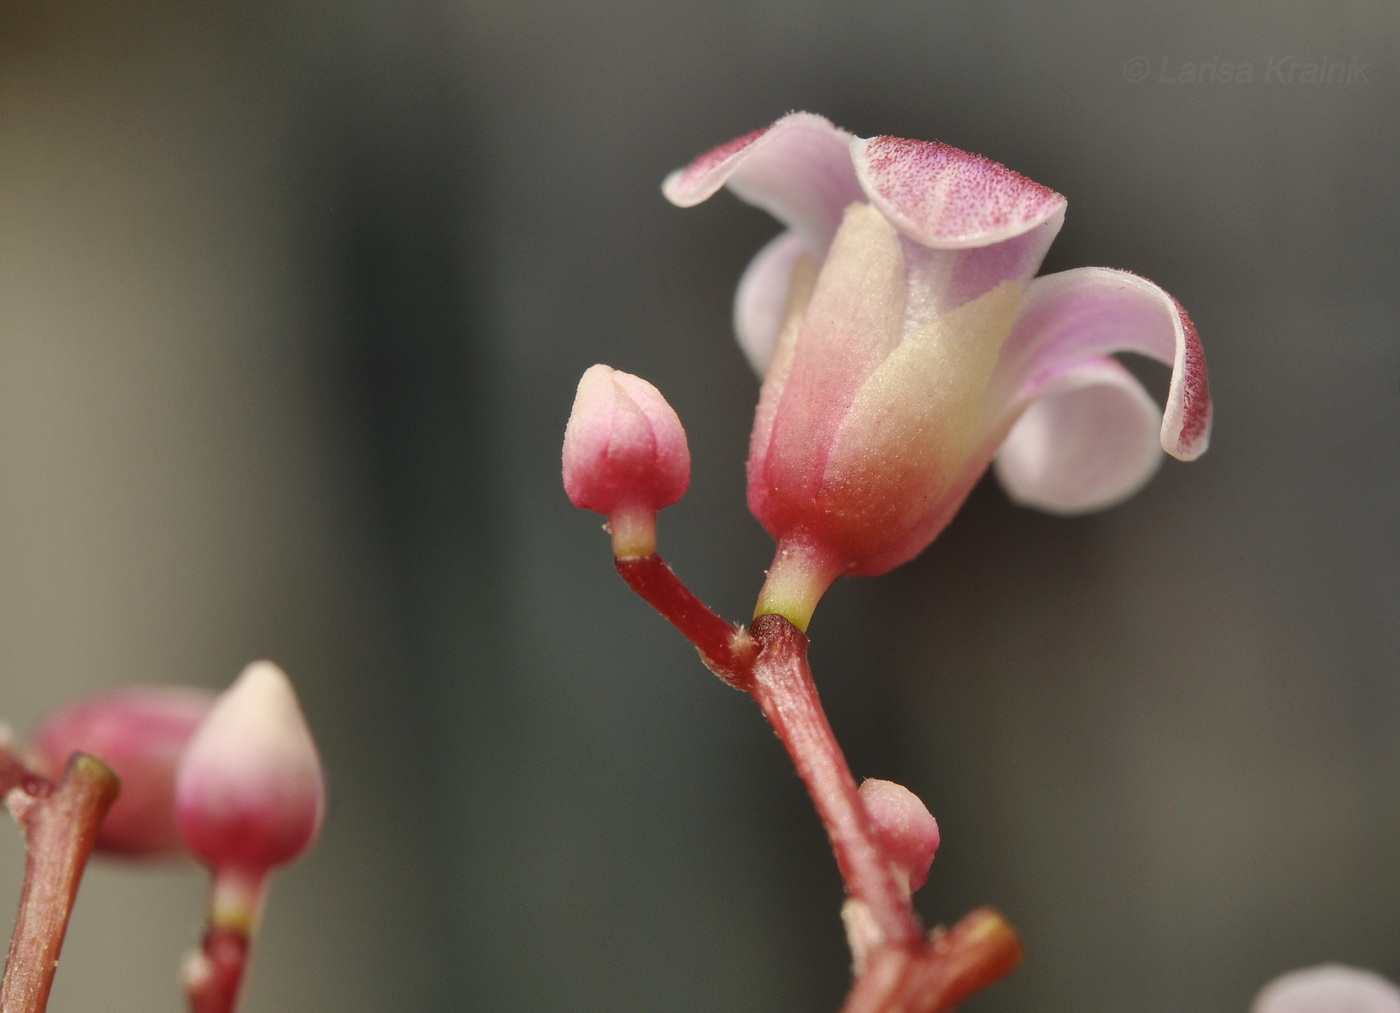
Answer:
[663,111,1067,253]
[994,266,1212,463]
[851,134,1066,249]
[662,112,862,251]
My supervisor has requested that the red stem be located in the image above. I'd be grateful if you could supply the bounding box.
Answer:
[185,927,251,1013]
[614,555,756,688]
[0,752,50,802]
[748,614,922,950]
[609,552,1024,1011]
[1,753,119,1013]
[837,907,1023,1013]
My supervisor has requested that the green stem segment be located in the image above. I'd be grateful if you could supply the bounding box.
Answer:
[753,538,845,633]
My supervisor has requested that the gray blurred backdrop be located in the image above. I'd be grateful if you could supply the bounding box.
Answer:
[2,2,1397,1011]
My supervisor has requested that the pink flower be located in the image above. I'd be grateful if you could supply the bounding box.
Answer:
[1252,965,1400,1013]
[563,363,691,557]
[665,113,1212,628]
[31,686,215,857]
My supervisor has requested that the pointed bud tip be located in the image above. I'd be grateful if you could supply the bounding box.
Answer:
[175,661,326,873]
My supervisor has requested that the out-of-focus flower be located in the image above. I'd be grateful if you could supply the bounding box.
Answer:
[31,686,215,857]
[1252,965,1400,1013]
[665,113,1211,628]
[175,662,325,884]
[563,363,691,557]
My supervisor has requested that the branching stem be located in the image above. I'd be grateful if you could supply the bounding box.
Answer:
[1,752,119,1013]
[610,551,1024,1013]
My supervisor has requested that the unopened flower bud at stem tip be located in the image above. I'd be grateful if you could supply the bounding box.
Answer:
[563,364,691,557]
[175,661,325,878]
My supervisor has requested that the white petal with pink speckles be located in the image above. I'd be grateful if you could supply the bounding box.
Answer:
[991,266,1212,462]
[663,112,862,250]
[852,134,1066,249]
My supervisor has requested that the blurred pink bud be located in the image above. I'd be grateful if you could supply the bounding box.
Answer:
[563,364,691,557]
[1252,965,1400,1013]
[175,662,325,874]
[31,686,215,857]
[859,778,940,893]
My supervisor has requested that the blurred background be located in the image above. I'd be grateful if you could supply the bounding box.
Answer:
[1,1,1397,1011]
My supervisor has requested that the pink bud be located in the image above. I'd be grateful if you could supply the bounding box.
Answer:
[562,364,691,557]
[859,778,940,893]
[31,686,215,857]
[175,662,325,874]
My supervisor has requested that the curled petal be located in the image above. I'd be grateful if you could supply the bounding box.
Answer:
[662,112,862,251]
[994,267,1212,460]
[852,135,1066,249]
[993,357,1163,514]
[734,230,809,374]
[1252,965,1400,1013]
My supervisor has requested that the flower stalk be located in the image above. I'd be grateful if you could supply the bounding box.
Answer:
[748,614,920,951]
[609,552,1023,1012]
[1,750,120,1013]
[174,662,325,1013]
[613,554,756,687]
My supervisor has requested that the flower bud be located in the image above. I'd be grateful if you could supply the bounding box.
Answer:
[175,662,325,876]
[31,686,215,856]
[1252,965,1400,1013]
[562,364,691,557]
[859,778,940,893]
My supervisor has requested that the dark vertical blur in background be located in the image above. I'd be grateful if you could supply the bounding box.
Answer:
[1,2,1397,1011]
